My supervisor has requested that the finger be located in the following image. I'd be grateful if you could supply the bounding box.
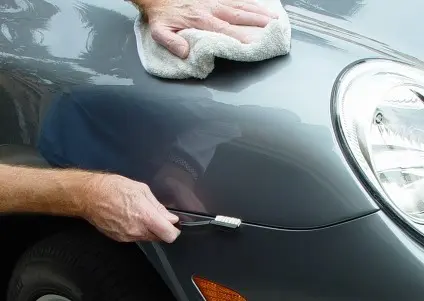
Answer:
[107,221,164,242]
[213,4,272,28]
[202,16,253,43]
[141,230,162,242]
[115,232,161,243]
[143,188,179,224]
[128,230,162,242]
[223,1,279,19]
[150,24,190,58]
[142,201,181,243]
[119,222,162,242]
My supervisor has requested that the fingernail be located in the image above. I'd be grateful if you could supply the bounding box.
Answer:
[166,211,179,223]
[176,46,189,59]
[241,35,253,44]
[167,228,181,243]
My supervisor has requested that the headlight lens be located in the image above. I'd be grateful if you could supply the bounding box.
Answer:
[334,59,424,228]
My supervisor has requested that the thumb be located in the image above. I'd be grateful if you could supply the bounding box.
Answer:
[151,24,190,59]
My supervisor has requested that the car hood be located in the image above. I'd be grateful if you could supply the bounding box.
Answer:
[1,0,423,228]
[286,0,424,64]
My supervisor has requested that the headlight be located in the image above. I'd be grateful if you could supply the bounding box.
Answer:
[333,58,424,231]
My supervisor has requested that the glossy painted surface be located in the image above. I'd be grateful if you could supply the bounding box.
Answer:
[2,0,413,228]
[142,210,424,301]
[1,0,424,300]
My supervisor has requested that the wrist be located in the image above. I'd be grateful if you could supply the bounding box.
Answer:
[58,169,102,219]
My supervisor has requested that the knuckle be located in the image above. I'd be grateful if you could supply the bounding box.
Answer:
[142,209,155,227]
[164,38,176,48]
[127,225,141,237]
[114,233,130,242]
[150,29,159,42]
[212,19,230,32]
[232,11,242,23]
[210,4,220,16]
[157,203,166,211]
[138,182,149,191]
[138,234,150,242]
[120,236,132,243]
[194,8,206,18]
[150,25,163,42]
[193,12,210,26]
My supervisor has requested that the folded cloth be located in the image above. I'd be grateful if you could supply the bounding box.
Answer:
[133,0,291,79]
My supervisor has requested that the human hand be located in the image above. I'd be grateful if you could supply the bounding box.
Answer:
[81,174,181,243]
[134,0,279,58]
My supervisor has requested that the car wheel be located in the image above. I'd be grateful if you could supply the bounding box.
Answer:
[7,228,174,301]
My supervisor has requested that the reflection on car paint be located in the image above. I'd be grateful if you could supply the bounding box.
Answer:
[36,85,378,229]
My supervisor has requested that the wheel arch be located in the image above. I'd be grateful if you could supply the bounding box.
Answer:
[0,214,86,297]
[0,215,173,300]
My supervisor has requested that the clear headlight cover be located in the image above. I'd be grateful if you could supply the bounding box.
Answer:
[334,59,424,229]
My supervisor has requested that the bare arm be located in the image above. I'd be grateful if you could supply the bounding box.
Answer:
[0,164,180,243]
[0,164,88,216]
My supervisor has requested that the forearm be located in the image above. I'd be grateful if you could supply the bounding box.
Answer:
[0,164,91,217]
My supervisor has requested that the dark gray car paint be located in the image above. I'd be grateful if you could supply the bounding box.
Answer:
[0,0,392,229]
[141,210,424,301]
[1,0,424,300]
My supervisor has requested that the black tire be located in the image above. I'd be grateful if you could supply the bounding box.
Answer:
[7,228,175,301]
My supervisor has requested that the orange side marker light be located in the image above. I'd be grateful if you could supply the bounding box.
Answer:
[193,275,247,301]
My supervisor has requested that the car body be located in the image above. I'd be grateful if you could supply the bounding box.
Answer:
[1,0,424,300]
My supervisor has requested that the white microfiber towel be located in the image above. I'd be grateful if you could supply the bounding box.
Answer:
[133,0,291,79]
